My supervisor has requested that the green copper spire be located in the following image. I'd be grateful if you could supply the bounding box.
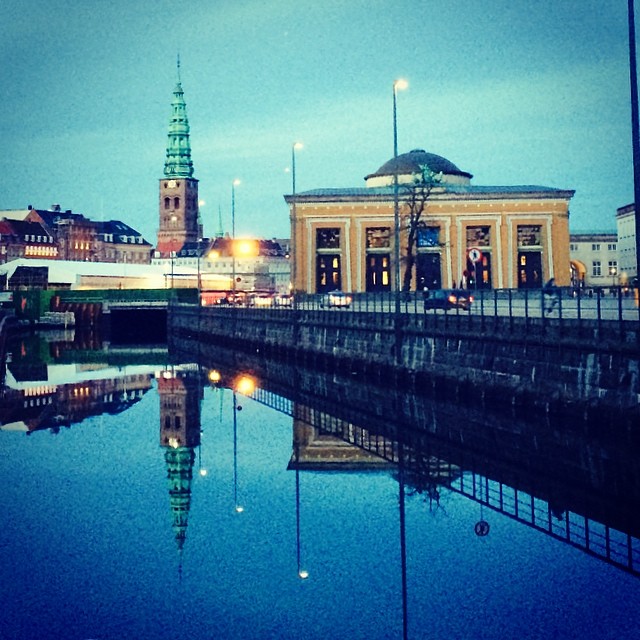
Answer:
[163,56,195,178]
[165,446,196,552]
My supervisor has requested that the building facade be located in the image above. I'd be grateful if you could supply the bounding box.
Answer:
[0,219,57,264]
[1,206,151,265]
[569,232,618,288]
[285,149,574,293]
[616,203,637,283]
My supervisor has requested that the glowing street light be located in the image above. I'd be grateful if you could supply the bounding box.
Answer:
[393,78,408,307]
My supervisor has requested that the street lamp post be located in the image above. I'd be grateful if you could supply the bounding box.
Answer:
[291,142,303,297]
[231,179,241,298]
[393,78,408,311]
[628,0,640,286]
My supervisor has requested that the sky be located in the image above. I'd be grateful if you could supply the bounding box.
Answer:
[1,0,636,243]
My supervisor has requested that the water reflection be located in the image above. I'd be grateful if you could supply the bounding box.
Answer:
[1,332,640,639]
[158,365,202,562]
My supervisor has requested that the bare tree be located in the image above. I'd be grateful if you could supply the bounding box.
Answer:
[399,165,442,291]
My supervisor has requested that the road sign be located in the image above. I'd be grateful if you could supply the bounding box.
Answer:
[468,247,483,263]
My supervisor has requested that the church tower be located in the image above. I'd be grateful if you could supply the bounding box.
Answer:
[157,59,201,257]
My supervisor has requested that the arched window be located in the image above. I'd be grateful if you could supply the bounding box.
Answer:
[164,197,170,209]
[174,197,180,208]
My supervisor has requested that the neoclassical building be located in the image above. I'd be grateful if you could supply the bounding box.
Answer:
[285,149,574,293]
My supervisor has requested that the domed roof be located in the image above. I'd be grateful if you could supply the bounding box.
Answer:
[365,149,472,182]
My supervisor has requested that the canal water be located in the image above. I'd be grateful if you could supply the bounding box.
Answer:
[1,333,639,640]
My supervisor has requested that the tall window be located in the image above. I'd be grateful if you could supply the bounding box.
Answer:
[592,260,602,277]
[517,225,542,288]
[316,228,342,292]
[316,255,341,291]
[365,227,390,291]
[416,226,442,290]
[466,226,492,289]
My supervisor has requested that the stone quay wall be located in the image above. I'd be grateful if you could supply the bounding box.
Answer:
[169,303,640,420]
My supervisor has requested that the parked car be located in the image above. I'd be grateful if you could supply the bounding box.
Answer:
[218,291,247,305]
[424,289,473,311]
[320,290,352,308]
[248,292,274,307]
[274,293,293,307]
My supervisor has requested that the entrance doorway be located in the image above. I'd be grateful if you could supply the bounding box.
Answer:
[416,253,442,290]
[316,254,342,292]
[366,254,390,291]
[517,252,542,288]
[466,253,492,289]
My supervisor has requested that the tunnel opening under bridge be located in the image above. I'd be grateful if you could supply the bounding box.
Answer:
[107,308,167,344]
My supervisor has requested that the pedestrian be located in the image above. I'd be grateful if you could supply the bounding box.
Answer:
[543,278,559,314]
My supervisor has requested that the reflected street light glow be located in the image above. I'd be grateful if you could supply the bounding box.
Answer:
[233,390,243,514]
[235,375,256,396]
[295,444,309,580]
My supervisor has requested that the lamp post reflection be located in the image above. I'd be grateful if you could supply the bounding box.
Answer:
[398,442,408,640]
[233,390,244,514]
[295,443,309,580]
[232,375,255,514]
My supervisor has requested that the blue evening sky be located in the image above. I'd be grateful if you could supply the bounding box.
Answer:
[1,0,634,243]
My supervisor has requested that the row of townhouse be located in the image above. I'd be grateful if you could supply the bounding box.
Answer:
[0,205,152,265]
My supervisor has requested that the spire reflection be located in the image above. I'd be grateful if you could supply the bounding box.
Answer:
[158,365,203,558]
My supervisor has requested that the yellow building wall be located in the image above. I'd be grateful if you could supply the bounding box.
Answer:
[290,194,571,292]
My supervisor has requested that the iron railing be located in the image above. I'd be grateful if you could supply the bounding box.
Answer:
[206,286,640,325]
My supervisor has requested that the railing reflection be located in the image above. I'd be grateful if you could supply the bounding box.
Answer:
[231,374,640,578]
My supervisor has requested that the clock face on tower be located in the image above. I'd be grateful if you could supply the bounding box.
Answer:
[167,180,177,188]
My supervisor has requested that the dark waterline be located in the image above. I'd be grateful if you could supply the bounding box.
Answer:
[1,335,639,640]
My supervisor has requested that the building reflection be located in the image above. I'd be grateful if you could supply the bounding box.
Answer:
[4,329,639,587]
[200,350,640,581]
[0,333,154,434]
[157,365,203,557]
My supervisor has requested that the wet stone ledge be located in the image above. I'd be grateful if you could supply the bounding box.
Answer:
[169,304,640,421]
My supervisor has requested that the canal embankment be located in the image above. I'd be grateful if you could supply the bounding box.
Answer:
[168,303,640,422]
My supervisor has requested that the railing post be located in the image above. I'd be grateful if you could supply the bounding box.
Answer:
[508,289,513,332]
